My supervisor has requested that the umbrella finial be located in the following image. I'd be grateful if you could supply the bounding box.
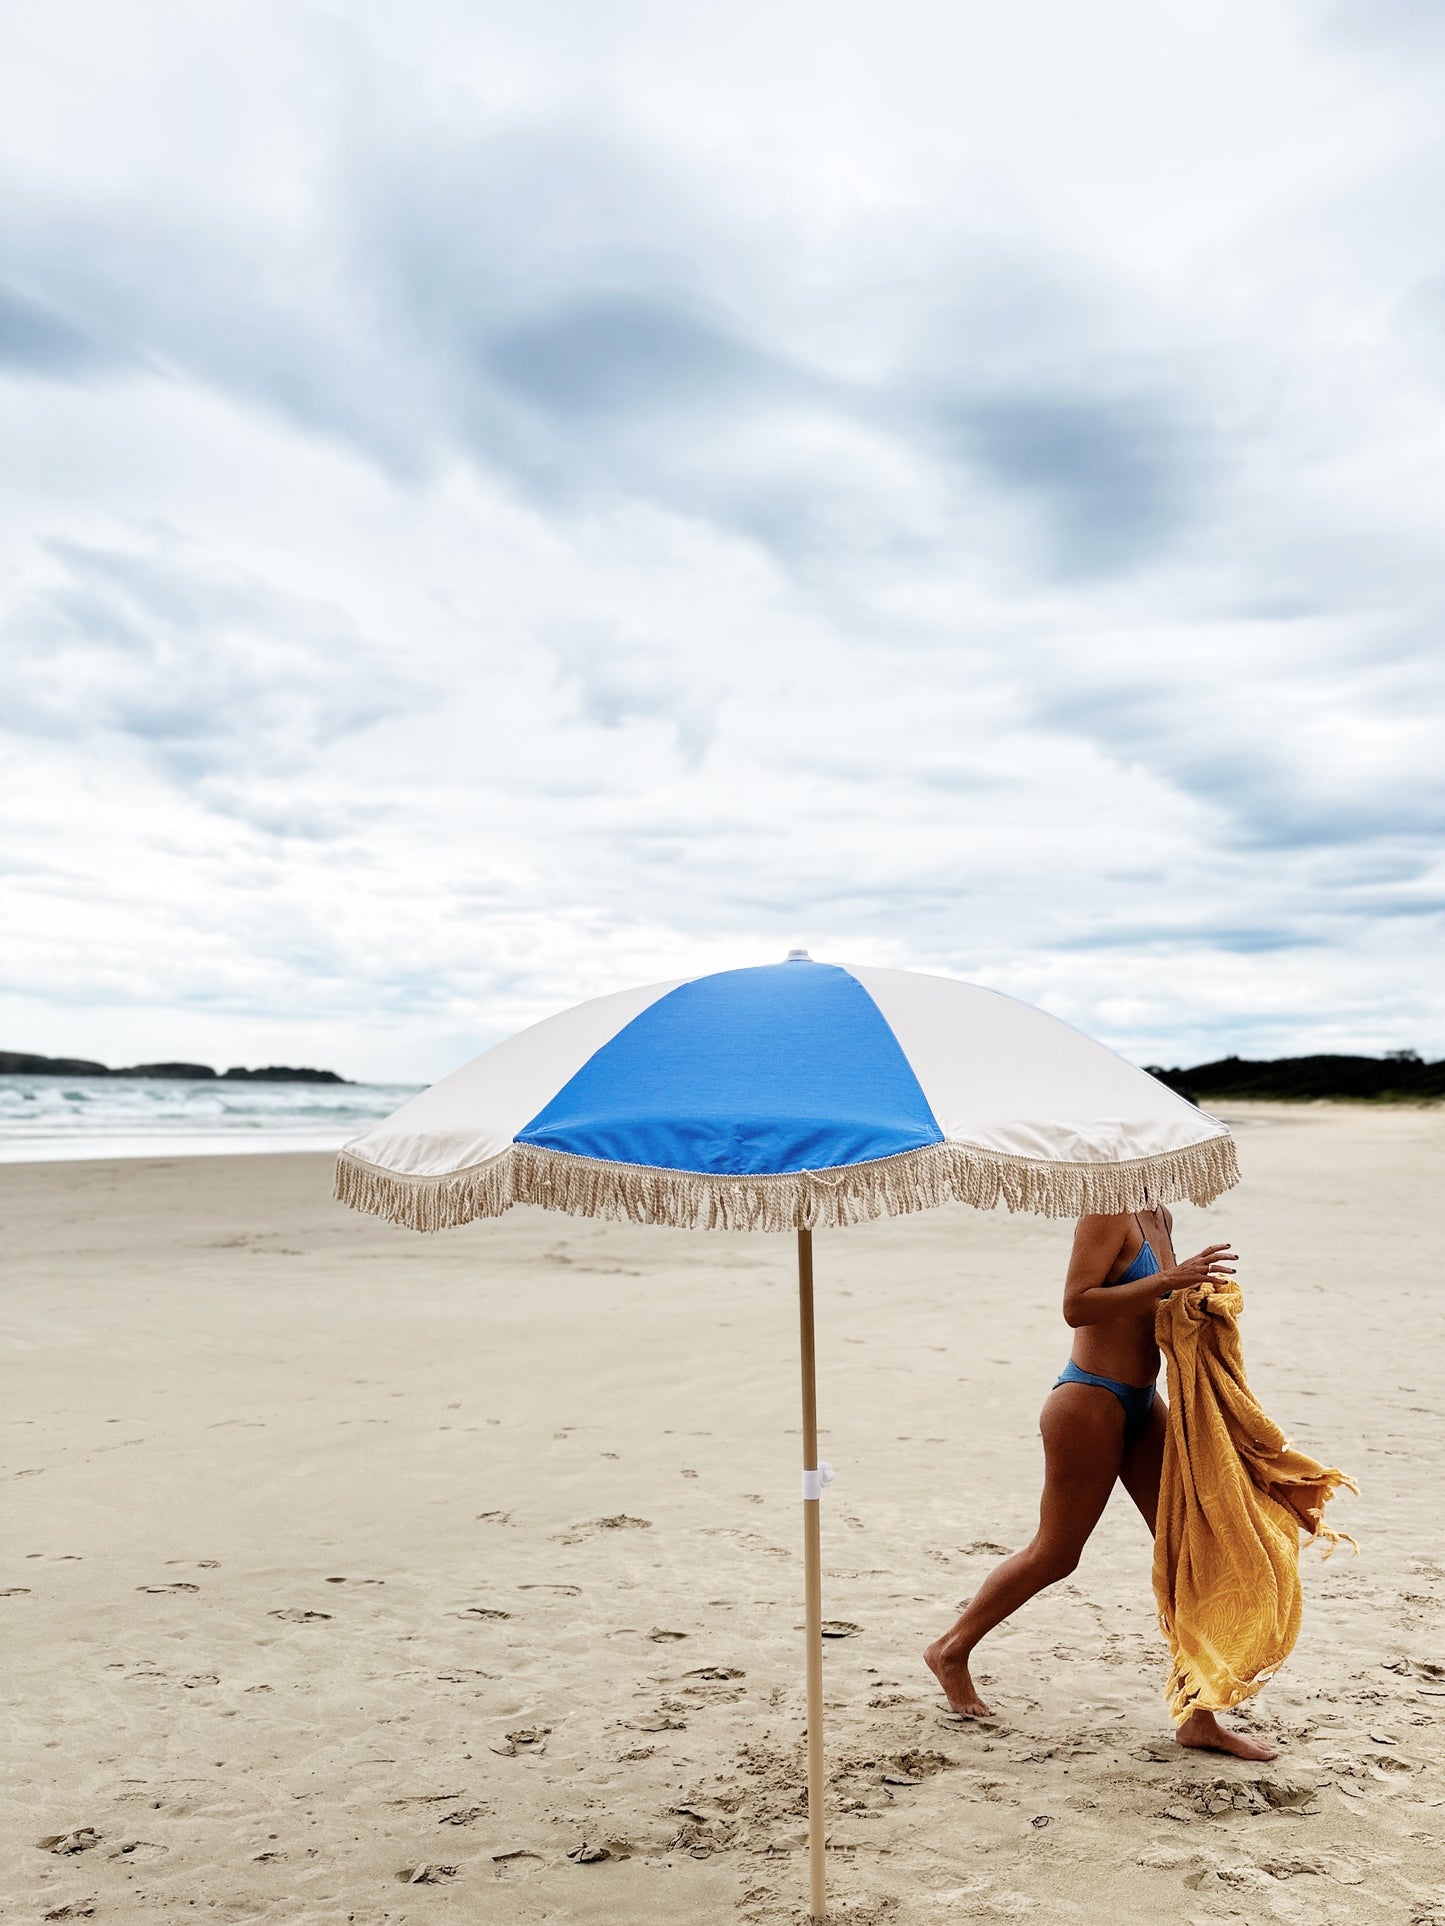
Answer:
[786,947,812,962]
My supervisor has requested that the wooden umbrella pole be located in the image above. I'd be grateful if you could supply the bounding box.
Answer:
[797,1225,827,1921]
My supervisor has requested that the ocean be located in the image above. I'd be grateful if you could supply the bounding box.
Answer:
[0,1073,424,1162]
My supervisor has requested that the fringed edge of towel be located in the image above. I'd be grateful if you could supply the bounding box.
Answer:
[1301,1471,1361,1561]
[333,1130,1239,1234]
[1160,1642,1279,1724]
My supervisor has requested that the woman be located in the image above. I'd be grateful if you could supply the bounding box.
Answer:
[923,1204,1276,1760]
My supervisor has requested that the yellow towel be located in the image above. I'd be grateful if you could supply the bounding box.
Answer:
[1152,1278,1357,1723]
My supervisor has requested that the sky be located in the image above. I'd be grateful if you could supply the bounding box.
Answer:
[2,0,1443,1084]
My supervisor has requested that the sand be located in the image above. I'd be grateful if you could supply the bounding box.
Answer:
[3,1103,1443,1924]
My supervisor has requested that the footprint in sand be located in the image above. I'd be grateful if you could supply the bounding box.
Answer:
[0,1588,31,1597]
[37,1829,102,1855]
[137,1583,199,1594]
[569,1837,634,1862]
[437,1806,486,1827]
[267,1608,331,1623]
[1385,1655,1445,1681]
[490,1727,550,1757]
[396,1863,458,1884]
[880,1750,954,1789]
[456,1606,511,1621]
[42,1906,96,1920]
[1179,1773,1318,1817]
[491,1850,544,1875]
[676,1670,746,1704]
[648,1627,688,1642]
[556,1514,652,1545]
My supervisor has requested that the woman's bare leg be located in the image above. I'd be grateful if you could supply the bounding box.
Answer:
[1118,1395,1277,1762]
[1117,1391,1166,1529]
[924,1384,1124,1716]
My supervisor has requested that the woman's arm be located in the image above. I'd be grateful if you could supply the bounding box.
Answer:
[1062,1214,1236,1329]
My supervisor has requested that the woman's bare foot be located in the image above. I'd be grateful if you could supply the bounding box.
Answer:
[923,1637,993,1717]
[1174,1709,1278,1761]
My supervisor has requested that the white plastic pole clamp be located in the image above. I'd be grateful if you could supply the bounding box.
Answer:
[801,1462,835,1501]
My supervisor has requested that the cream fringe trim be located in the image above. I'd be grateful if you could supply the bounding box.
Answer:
[334,1133,1239,1235]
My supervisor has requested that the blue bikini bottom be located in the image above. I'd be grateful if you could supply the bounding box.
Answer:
[1053,1358,1157,1446]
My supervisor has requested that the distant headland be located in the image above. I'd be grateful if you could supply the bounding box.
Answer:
[1148,1051,1444,1104]
[0,1051,352,1084]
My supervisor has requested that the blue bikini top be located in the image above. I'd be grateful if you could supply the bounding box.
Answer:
[1106,1215,1162,1287]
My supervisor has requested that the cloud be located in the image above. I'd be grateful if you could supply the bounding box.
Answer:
[0,279,126,378]
[1020,620,1445,862]
[547,623,721,762]
[489,292,792,422]
[935,386,1204,577]
[2,532,428,797]
[0,97,1233,582]
[1314,1,1445,50]
[0,1,1442,1076]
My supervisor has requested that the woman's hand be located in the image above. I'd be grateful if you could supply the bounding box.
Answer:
[1162,1242,1237,1292]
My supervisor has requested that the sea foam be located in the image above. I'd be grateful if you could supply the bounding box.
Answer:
[0,1074,421,1162]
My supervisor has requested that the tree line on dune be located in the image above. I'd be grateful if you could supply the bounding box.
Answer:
[0,1051,350,1084]
[1147,1051,1444,1104]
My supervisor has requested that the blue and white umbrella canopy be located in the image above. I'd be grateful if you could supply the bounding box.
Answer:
[336,956,1237,1233]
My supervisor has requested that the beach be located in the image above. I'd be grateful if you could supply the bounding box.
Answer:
[4,1103,1442,1924]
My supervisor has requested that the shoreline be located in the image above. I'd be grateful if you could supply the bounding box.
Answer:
[0,1095,1440,1168]
[0,1133,352,1165]
[1208,1096,1445,1114]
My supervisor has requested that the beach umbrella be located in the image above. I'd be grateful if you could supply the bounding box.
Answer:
[335,953,1237,1919]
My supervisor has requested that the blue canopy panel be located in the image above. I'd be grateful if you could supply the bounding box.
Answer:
[515,960,944,1175]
